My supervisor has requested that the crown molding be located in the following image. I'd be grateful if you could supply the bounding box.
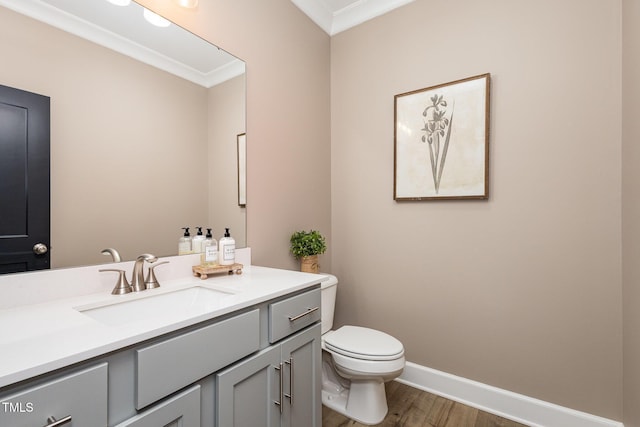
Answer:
[0,0,242,87]
[291,0,415,36]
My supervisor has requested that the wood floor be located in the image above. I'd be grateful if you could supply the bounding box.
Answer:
[322,381,529,427]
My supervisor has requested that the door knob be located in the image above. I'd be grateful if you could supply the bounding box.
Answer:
[33,243,48,255]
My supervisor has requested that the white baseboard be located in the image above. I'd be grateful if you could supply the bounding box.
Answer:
[396,362,623,427]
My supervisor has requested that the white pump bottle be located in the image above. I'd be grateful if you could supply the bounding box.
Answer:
[218,228,236,266]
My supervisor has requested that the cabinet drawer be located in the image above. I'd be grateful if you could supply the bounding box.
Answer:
[0,363,108,427]
[136,309,259,409]
[269,288,321,343]
[115,385,200,427]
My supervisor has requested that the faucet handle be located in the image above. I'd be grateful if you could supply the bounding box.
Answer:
[100,269,132,295]
[145,261,169,290]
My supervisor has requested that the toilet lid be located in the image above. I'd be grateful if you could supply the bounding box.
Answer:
[324,326,404,361]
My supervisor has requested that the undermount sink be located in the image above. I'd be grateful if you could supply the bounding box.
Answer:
[75,286,236,326]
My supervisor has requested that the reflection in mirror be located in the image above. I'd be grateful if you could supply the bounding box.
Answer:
[0,0,246,270]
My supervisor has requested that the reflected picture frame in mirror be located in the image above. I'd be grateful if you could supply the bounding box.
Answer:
[237,133,246,207]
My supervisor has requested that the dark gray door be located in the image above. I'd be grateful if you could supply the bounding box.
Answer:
[0,84,50,274]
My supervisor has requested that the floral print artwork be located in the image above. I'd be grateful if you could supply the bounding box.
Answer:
[394,74,490,200]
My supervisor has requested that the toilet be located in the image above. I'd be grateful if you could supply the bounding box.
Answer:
[320,274,405,425]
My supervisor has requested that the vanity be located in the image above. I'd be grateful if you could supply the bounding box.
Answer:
[0,254,324,427]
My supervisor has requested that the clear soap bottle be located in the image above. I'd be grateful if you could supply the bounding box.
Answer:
[202,228,218,266]
[178,227,192,255]
[192,226,205,254]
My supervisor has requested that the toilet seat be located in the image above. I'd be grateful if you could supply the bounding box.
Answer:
[324,326,404,361]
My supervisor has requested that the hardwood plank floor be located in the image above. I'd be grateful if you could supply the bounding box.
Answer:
[322,381,529,427]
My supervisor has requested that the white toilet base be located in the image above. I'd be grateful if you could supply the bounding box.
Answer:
[321,379,388,425]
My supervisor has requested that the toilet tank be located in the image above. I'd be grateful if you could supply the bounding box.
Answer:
[320,274,338,334]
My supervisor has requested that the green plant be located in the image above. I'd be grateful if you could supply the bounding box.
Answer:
[289,230,326,259]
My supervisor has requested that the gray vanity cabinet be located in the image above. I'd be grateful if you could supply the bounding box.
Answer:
[216,344,282,427]
[135,309,260,409]
[113,385,201,427]
[0,363,108,427]
[280,323,322,427]
[216,323,321,427]
[0,282,322,427]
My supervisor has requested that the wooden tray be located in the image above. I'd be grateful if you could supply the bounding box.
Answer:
[192,263,243,279]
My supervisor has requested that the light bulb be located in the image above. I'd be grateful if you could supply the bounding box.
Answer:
[143,8,171,27]
[175,0,198,8]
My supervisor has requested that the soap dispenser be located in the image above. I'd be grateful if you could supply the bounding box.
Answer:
[192,227,205,253]
[218,228,235,266]
[178,227,192,255]
[201,228,218,266]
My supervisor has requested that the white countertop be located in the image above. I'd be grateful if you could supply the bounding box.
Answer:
[0,264,326,388]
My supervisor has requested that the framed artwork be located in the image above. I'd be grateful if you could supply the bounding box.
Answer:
[394,73,490,200]
[237,133,246,207]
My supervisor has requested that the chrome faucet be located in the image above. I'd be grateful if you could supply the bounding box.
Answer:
[131,253,158,292]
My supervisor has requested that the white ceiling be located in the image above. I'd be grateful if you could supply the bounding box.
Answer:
[291,0,415,36]
[0,0,413,84]
[0,0,244,88]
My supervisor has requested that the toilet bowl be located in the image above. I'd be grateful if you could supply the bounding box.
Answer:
[320,275,405,425]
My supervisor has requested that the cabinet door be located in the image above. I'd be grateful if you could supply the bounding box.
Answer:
[114,385,200,427]
[0,363,107,427]
[280,324,322,427]
[216,345,282,427]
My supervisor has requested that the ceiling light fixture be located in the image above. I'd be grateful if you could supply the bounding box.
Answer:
[175,0,199,8]
[143,8,171,27]
[106,0,131,5]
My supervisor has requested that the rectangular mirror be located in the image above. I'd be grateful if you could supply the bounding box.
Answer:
[0,0,246,270]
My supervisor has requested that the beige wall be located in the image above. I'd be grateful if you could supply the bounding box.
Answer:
[623,0,640,425]
[331,0,622,421]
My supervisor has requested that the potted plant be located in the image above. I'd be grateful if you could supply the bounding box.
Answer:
[289,230,326,273]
